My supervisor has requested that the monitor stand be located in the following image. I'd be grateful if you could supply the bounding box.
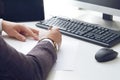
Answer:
[102,13,120,31]
[76,9,120,31]
[103,13,113,21]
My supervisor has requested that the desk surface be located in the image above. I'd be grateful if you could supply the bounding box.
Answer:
[3,0,120,80]
[3,21,120,80]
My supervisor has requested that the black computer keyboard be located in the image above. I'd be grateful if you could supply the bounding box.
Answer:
[36,16,120,47]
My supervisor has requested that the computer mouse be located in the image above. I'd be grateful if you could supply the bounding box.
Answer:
[95,48,118,62]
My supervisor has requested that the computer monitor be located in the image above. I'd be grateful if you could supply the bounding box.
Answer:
[70,0,120,21]
[0,0,44,22]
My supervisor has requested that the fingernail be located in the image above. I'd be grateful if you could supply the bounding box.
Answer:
[34,36,39,40]
[22,37,26,41]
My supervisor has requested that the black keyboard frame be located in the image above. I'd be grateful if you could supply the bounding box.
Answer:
[36,16,120,47]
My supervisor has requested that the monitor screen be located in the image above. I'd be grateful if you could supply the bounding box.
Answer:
[76,0,120,10]
[0,0,45,22]
[71,0,120,20]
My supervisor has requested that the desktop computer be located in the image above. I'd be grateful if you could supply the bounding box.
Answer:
[36,0,120,47]
[71,0,120,21]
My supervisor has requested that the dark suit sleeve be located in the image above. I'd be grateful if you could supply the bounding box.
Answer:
[0,36,57,80]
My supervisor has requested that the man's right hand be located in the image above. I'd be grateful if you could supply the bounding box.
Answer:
[41,28,62,49]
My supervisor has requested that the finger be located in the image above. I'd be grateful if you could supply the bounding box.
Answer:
[14,31,26,41]
[55,28,60,31]
[30,28,39,35]
[52,27,60,31]
[24,27,39,40]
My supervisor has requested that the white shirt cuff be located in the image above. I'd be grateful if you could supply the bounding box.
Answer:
[0,19,3,34]
[41,38,55,46]
[41,38,59,51]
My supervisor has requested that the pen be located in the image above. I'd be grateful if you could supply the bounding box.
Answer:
[48,26,53,30]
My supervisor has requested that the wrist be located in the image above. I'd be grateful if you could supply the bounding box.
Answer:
[40,38,59,51]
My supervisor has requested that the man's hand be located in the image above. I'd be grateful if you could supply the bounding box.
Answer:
[2,20,39,41]
[42,28,62,49]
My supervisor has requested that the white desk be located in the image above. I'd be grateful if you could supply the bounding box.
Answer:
[3,0,120,80]
[2,20,120,80]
